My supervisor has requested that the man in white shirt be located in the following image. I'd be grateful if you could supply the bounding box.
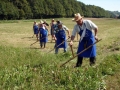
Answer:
[53,21,70,54]
[69,13,98,67]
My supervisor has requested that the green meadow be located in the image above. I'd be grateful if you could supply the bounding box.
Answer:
[0,18,120,90]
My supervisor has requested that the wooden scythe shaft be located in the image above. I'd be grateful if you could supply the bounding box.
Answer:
[47,37,70,53]
[70,45,75,57]
[30,40,38,46]
[60,39,102,67]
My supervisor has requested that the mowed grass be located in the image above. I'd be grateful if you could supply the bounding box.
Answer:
[0,18,120,90]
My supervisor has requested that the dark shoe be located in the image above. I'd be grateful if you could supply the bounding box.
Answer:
[74,66,80,68]
[55,52,58,54]
[74,63,82,68]
[90,57,96,66]
[90,62,95,66]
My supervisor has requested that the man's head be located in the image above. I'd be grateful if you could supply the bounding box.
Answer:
[57,21,63,29]
[72,13,83,25]
[39,20,44,27]
[52,19,54,22]
[34,21,36,24]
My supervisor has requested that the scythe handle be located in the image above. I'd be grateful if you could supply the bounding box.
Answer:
[70,45,75,57]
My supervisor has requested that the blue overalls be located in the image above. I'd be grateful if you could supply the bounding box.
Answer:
[55,29,67,54]
[77,24,96,57]
[39,28,48,43]
[39,28,48,48]
[33,25,39,34]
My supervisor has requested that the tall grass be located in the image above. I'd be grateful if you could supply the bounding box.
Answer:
[0,45,120,90]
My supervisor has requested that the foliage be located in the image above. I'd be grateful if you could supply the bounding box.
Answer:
[0,0,115,20]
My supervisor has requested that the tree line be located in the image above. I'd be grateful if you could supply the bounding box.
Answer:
[0,0,113,20]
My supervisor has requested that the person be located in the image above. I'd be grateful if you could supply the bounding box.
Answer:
[43,20,50,36]
[53,21,70,54]
[32,21,39,41]
[43,20,49,27]
[69,13,98,67]
[50,19,56,42]
[38,20,48,48]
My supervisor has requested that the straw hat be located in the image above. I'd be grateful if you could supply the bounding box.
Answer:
[40,20,44,24]
[52,19,54,22]
[72,13,82,21]
[44,20,46,22]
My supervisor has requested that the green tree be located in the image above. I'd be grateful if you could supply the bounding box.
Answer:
[53,0,65,17]
[9,0,32,19]
[30,0,45,19]
[45,0,55,16]
[59,0,72,17]
[0,0,114,19]
[19,9,25,19]
[21,0,33,19]
[0,1,19,20]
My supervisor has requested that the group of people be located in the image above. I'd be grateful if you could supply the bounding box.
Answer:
[32,13,99,67]
[33,19,70,52]
[33,20,49,48]
[50,19,70,54]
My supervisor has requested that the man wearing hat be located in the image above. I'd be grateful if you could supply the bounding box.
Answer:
[53,21,70,54]
[38,20,48,48]
[43,20,49,27]
[69,13,98,67]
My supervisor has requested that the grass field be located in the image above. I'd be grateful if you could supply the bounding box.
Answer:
[0,18,120,90]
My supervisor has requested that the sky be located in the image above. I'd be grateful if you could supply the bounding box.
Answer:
[77,0,120,12]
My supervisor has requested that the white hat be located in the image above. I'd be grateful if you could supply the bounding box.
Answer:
[40,20,44,24]
[72,13,82,21]
[44,20,46,22]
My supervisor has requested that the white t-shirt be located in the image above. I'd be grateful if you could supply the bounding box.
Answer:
[72,20,98,36]
[62,25,69,31]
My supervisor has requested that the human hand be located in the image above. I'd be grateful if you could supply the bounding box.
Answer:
[54,37,57,41]
[68,35,71,38]
[69,41,73,46]
[95,35,98,41]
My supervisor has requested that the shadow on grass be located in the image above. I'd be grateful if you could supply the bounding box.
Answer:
[29,47,40,49]
[21,36,33,39]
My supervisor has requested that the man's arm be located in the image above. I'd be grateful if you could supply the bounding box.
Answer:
[88,20,99,41]
[69,25,78,46]
[94,27,98,41]
[63,25,70,38]
[66,29,70,38]
[69,36,75,46]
